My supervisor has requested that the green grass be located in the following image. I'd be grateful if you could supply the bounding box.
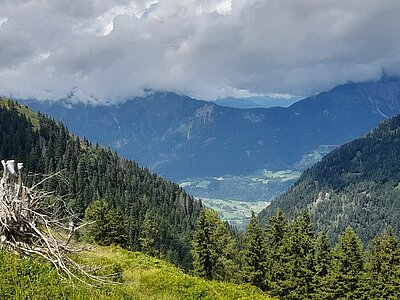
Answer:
[0,97,40,129]
[0,247,273,300]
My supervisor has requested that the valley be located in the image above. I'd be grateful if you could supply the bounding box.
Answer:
[2,70,400,300]
[179,169,301,202]
[199,197,270,229]
[180,169,299,227]
[21,77,400,226]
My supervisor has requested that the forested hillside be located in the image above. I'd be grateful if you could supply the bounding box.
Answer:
[259,113,400,242]
[0,98,202,269]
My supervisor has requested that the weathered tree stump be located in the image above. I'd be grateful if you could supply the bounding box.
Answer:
[0,159,104,284]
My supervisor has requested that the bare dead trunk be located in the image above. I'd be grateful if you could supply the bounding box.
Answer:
[0,159,110,285]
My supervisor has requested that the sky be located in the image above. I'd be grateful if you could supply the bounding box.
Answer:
[0,0,400,103]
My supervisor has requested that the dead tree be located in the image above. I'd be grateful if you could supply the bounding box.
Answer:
[0,159,106,284]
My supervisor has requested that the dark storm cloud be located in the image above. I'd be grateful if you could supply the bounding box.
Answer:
[0,0,399,102]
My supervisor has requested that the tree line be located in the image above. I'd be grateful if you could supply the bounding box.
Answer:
[192,209,400,299]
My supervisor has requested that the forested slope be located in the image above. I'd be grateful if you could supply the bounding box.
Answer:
[259,113,400,242]
[0,98,202,269]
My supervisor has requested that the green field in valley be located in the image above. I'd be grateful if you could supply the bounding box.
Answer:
[199,198,270,229]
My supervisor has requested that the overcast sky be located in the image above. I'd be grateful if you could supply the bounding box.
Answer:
[0,0,400,103]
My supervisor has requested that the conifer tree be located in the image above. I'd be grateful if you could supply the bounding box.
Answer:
[325,227,364,299]
[312,232,332,299]
[283,212,316,299]
[264,208,288,296]
[84,200,128,246]
[192,210,238,281]
[365,226,400,299]
[242,212,267,289]
[139,211,160,257]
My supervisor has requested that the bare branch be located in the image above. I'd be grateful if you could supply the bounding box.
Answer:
[0,160,112,285]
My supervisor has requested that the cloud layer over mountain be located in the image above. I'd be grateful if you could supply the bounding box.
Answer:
[1,0,400,102]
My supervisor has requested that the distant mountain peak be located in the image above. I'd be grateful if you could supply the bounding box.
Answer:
[379,67,399,83]
[20,76,400,186]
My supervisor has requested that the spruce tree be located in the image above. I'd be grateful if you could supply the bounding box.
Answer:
[242,212,267,289]
[283,212,316,300]
[365,226,400,299]
[312,232,332,299]
[83,200,128,246]
[192,210,238,281]
[264,209,288,296]
[139,211,160,257]
[325,227,364,299]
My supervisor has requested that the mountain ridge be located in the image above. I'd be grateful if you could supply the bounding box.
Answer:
[21,76,400,184]
[258,112,400,242]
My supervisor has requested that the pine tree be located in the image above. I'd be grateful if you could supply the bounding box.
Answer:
[139,211,160,257]
[365,226,400,299]
[325,227,364,299]
[83,200,128,246]
[265,208,287,245]
[192,210,238,281]
[283,212,316,299]
[242,212,267,289]
[264,208,288,296]
[312,232,332,299]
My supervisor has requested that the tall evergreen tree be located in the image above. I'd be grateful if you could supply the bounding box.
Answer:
[283,212,316,299]
[325,227,364,299]
[365,226,400,299]
[264,208,288,296]
[83,200,128,247]
[139,211,160,257]
[242,212,267,289]
[312,232,332,299]
[192,210,238,281]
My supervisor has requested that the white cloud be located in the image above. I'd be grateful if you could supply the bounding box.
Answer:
[215,0,232,15]
[0,0,400,102]
[0,17,7,27]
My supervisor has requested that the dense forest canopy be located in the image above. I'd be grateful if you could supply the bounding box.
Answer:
[259,113,400,242]
[0,98,202,270]
[191,209,400,300]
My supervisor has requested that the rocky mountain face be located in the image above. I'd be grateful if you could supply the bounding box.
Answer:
[24,76,400,183]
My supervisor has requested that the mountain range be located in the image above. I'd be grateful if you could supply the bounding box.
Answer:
[23,75,400,201]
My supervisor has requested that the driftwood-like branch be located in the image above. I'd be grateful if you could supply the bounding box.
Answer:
[0,160,111,285]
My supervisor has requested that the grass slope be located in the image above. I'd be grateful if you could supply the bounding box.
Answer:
[0,97,40,129]
[0,247,273,300]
